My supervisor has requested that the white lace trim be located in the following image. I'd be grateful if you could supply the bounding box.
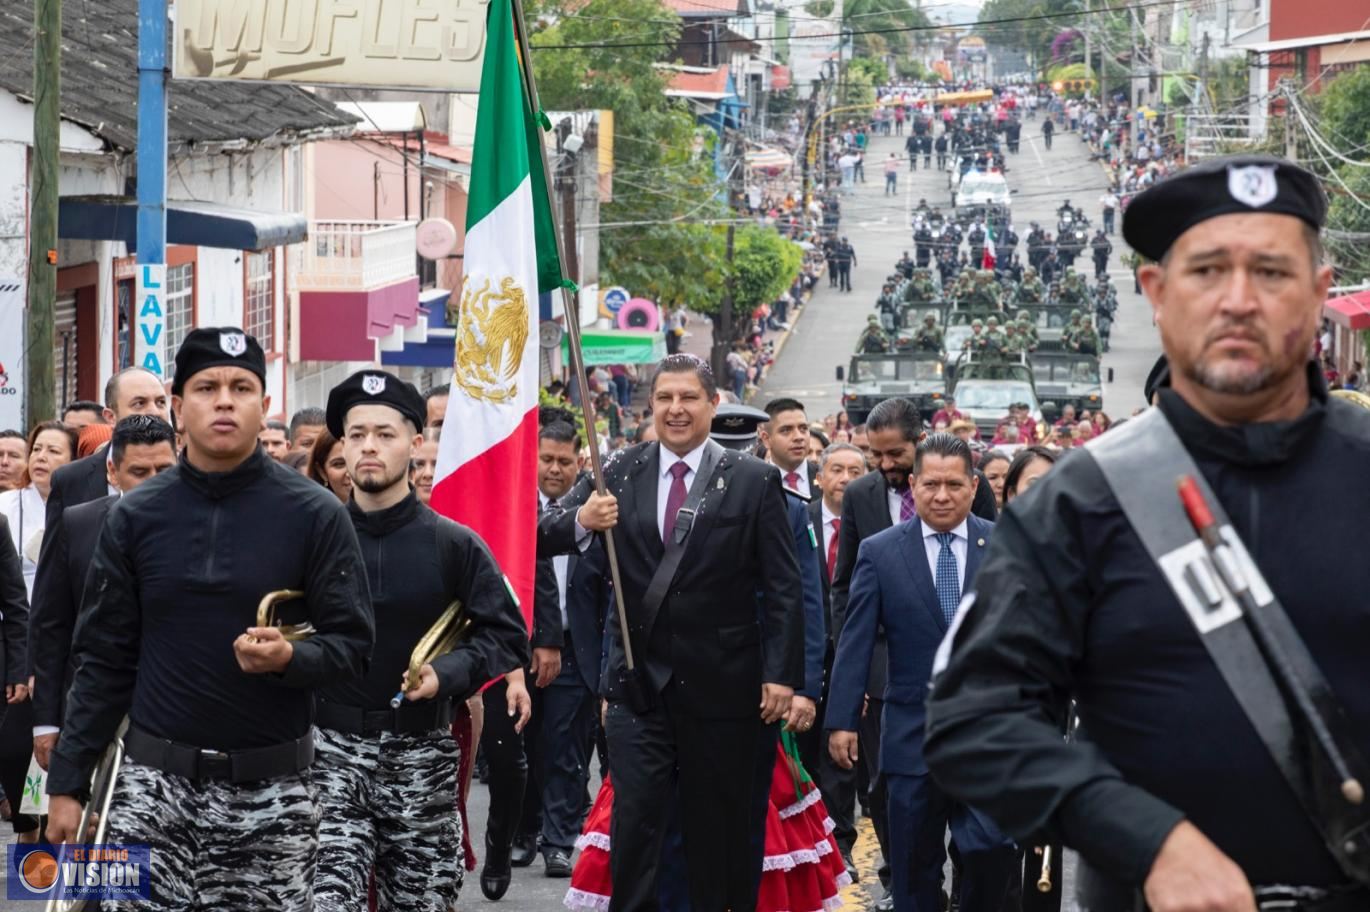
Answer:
[815,838,834,856]
[823,816,836,835]
[574,832,611,853]
[777,788,823,819]
[564,887,612,912]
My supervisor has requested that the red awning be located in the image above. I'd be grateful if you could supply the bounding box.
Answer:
[1325,291,1370,330]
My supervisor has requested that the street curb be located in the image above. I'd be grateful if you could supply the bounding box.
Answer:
[744,290,812,403]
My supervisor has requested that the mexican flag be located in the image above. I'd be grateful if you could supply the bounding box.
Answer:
[982,223,997,270]
[430,0,564,626]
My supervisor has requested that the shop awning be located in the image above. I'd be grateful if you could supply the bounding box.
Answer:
[561,329,665,366]
[746,147,793,170]
[1325,291,1370,330]
[59,196,308,251]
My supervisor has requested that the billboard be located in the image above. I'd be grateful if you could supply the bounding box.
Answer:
[173,0,490,92]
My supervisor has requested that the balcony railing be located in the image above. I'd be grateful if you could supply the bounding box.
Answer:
[297,220,416,290]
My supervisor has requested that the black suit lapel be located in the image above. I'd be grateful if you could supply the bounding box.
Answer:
[628,443,663,561]
[872,477,894,533]
[679,456,734,563]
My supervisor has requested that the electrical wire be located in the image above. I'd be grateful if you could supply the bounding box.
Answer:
[532,0,1192,50]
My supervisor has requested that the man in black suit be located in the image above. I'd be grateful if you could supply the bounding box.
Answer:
[806,440,869,876]
[30,415,176,770]
[759,397,818,499]
[492,420,610,892]
[540,354,804,912]
[830,397,996,909]
[44,366,170,530]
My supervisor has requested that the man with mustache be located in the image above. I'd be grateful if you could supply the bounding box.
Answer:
[926,156,1370,912]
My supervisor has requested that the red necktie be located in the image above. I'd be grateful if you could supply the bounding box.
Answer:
[663,462,690,543]
[785,470,801,491]
[827,518,840,583]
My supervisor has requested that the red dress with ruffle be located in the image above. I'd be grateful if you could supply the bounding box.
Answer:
[565,736,849,912]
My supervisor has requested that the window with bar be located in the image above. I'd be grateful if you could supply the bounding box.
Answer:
[245,250,275,352]
[163,262,195,380]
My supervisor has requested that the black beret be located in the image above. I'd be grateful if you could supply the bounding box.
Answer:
[325,369,426,438]
[710,403,769,450]
[1122,154,1326,262]
[1144,354,1171,404]
[171,326,266,395]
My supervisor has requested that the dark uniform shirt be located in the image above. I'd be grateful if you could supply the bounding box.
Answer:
[49,448,375,796]
[324,493,529,709]
[925,371,1370,888]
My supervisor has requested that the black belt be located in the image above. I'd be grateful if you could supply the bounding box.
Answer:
[124,724,313,784]
[315,698,452,736]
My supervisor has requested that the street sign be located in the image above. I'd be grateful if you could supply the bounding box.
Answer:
[0,279,23,431]
[600,286,629,319]
[134,265,168,378]
[173,0,488,93]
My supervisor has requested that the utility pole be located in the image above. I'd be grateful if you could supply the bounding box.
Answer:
[26,0,61,424]
[1083,0,1092,103]
[133,0,169,379]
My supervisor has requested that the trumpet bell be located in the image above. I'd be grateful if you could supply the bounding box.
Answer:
[257,589,314,641]
[401,600,472,695]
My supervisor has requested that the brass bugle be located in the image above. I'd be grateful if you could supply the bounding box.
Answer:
[390,600,471,708]
[1036,845,1053,893]
[46,723,127,912]
[256,589,315,641]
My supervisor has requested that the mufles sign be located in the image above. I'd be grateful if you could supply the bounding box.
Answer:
[174,0,489,92]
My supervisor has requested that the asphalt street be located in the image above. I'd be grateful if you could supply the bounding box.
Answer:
[756,122,1163,419]
[0,126,1158,912]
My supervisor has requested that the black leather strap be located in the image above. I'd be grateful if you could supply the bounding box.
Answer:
[1089,408,1370,886]
[316,698,453,736]
[124,724,313,783]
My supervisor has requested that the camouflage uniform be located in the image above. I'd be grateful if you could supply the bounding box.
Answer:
[104,762,320,911]
[1072,317,1102,356]
[1016,270,1046,305]
[1062,311,1084,347]
[915,317,945,352]
[962,319,986,353]
[313,728,465,912]
[859,318,890,353]
[981,317,1006,358]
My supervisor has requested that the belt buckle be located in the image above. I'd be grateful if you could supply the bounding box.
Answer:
[199,747,232,779]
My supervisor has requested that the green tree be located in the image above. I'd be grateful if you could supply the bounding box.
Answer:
[528,0,731,315]
[1308,67,1370,284]
[843,0,931,59]
[732,227,804,315]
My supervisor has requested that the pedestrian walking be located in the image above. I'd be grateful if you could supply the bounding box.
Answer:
[884,154,900,195]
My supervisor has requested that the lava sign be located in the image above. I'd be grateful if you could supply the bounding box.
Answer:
[134,265,167,378]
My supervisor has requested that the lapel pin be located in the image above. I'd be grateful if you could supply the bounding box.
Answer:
[716,477,726,490]
[976,538,985,547]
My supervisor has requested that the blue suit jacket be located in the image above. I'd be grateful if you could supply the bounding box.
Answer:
[785,493,826,700]
[825,513,993,776]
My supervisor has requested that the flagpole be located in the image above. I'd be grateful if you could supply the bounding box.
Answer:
[508,0,637,673]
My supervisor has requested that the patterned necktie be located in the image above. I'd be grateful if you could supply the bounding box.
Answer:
[544,498,558,515]
[934,531,960,626]
[899,486,916,523]
[827,518,840,583]
[784,470,801,491]
[663,461,690,543]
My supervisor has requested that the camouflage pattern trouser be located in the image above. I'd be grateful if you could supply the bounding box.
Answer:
[312,725,463,912]
[104,759,320,910]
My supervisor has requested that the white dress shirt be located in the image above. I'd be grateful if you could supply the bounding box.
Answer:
[0,484,45,599]
[821,501,839,556]
[540,493,570,629]
[657,441,708,540]
[919,517,969,593]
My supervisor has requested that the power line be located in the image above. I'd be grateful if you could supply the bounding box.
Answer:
[531,0,1190,50]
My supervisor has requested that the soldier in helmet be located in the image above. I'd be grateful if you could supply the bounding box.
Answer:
[962,318,986,353]
[1016,268,1045,307]
[857,315,890,354]
[915,312,945,354]
[904,268,937,306]
[1001,321,1024,356]
[1062,309,1084,348]
[982,315,1006,359]
[1015,310,1039,352]
[1072,314,1102,356]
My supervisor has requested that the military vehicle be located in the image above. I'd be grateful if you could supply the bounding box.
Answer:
[1030,351,1112,414]
[948,352,1042,440]
[836,351,948,424]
